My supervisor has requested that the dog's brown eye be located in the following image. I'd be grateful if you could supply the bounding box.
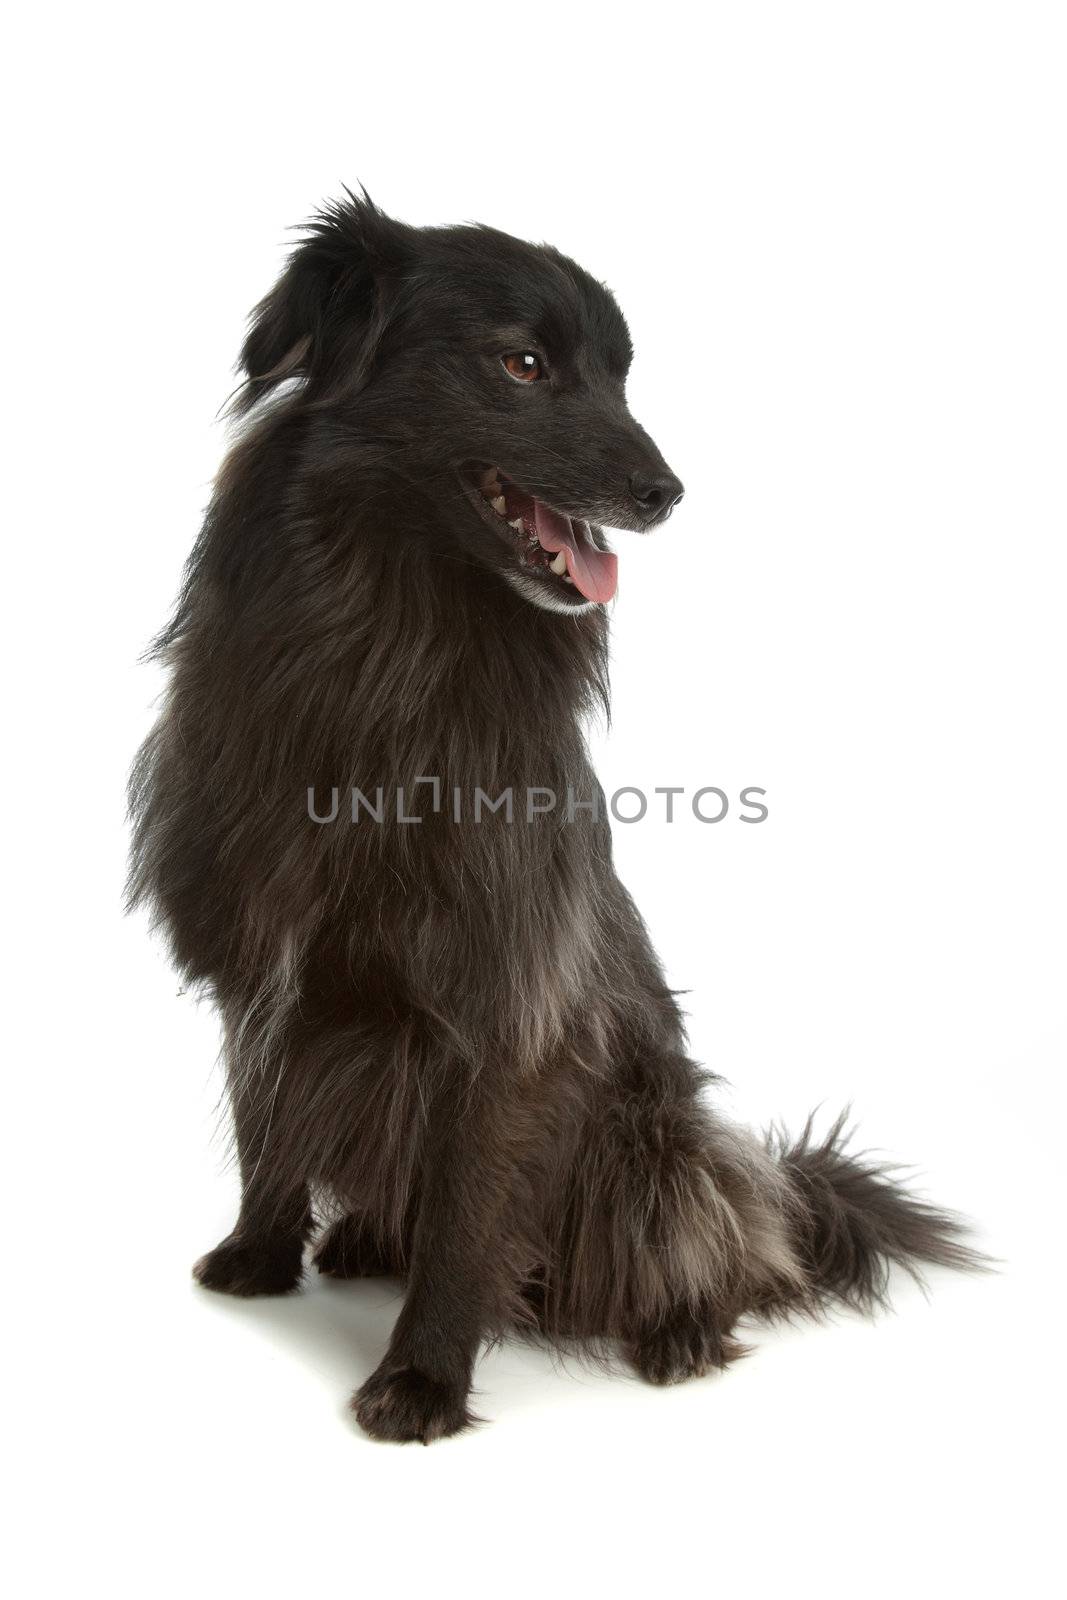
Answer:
[502,352,544,382]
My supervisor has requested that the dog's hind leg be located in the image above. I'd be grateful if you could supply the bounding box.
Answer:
[632,1295,745,1385]
[313,1212,410,1279]
[541,1046,798,1381]
[193,1019,314,1298]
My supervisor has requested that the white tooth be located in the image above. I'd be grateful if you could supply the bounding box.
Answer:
[491,496,506,514]
[508,517,523,530]
[549,551,568,576]
[564,576,574,584]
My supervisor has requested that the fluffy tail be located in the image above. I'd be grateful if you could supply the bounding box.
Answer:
[765,1112,985,1315]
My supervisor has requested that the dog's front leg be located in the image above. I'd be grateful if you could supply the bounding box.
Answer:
[352,1069,523,1443]
[193,1037,313,1297]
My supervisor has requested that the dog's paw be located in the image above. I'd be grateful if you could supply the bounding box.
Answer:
[313,1216,397,1279]
[193,1233,304,1297]
[632,1302,746,1386]
[352,1364,477,1444]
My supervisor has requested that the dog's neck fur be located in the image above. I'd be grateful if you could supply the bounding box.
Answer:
[169,399,611,766]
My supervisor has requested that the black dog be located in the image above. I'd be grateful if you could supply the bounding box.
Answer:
[129,193,975,1442]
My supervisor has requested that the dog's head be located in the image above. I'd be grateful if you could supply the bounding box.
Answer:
[239,191,683,614]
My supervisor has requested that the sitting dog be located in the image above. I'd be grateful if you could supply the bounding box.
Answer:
[129,192,975,1442]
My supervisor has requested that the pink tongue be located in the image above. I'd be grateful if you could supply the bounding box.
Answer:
[532,501,618,604]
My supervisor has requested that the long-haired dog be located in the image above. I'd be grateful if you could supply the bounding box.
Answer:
[129,193,977,1442]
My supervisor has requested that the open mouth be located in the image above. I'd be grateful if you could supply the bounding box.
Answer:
[460,464,619,606]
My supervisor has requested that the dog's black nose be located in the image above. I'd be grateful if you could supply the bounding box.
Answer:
[628,470,685,523]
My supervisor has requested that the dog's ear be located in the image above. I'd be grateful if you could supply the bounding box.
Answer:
[235,190,409,412]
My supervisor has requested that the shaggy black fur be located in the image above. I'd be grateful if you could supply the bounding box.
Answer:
[129,192,978,1442]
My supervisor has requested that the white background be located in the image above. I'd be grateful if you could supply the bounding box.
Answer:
[5,4,1064,1596]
